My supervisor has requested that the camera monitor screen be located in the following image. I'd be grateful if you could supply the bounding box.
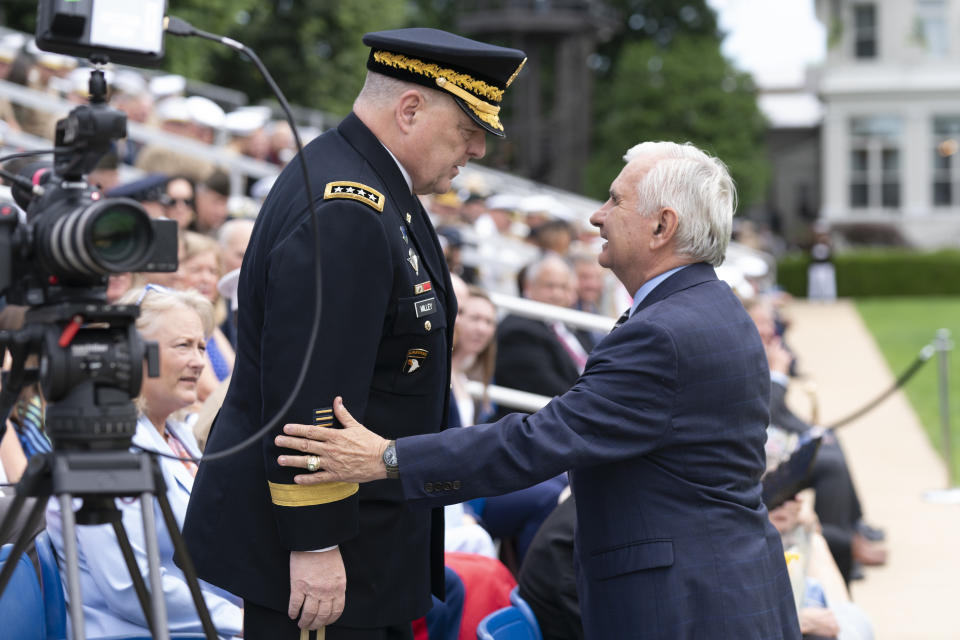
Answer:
[36,0,167,66]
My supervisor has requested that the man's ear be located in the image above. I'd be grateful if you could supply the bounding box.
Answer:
[650,207,679,248]
[396,89,426,133]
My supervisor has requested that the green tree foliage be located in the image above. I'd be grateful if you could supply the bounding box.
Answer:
[585,35,769,206]
[165,0,408,114]
[586,0,769,208]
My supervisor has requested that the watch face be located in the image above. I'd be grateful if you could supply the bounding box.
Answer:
[383,444,398,467]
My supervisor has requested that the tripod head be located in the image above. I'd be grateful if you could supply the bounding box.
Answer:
[0,302,158,451]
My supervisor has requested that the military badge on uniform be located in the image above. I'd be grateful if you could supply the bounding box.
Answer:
[407,248,420,275]
[406,213,412,224]
[323,181,385,212]
[400,225,409,245]
[414,280,432,295]
[403,348,428,374]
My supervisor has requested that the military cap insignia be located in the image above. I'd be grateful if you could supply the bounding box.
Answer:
[323,181,385,212]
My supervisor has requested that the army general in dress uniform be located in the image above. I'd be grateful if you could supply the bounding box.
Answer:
[182,28,526,640]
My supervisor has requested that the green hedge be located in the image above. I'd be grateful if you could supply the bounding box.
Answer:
[777,249,960,297]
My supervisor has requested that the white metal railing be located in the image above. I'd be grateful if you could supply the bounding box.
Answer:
[489,291,615,332]
[466,380,550,413]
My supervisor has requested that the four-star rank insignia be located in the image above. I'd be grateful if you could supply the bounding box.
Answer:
[403,348,428,374]
[323,181,385,212]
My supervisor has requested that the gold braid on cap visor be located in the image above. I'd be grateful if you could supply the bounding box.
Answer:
[372,50,504,131]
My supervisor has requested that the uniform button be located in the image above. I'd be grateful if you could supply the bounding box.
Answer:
[443,482,453,492]
[424,320,432,331]
[424,482,433,493]
[453,481,461,490]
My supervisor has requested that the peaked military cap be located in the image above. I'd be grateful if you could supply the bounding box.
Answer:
[362,27,526,137]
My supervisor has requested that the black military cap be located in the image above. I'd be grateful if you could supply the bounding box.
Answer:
[363,27,526,137]
[107,173,168,202]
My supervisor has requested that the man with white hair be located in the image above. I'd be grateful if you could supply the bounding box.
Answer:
[278,141,802,639]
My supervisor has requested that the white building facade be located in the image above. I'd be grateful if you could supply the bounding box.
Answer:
[817,0,960,246]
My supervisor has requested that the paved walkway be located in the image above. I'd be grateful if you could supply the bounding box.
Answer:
[783,300,960,640]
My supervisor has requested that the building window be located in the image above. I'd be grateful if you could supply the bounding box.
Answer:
[932,117,960,206]
[853,3,878,58]
[849,116,902,210]
[915,0,948,57]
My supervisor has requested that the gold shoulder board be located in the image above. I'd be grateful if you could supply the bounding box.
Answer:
[323,181,385,213]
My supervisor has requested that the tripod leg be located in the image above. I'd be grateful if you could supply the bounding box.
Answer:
[140,491,171,640]
[155,488,218,640]
[110,519,156,632]
[0,494,47,597]
[59,493,87,640]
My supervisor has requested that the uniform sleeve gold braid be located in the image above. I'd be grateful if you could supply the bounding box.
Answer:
[372,51,504,102]
[268,481,359,506]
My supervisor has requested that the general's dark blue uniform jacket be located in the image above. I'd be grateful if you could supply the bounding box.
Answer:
[396,264,801,639]
[182,113,455,628]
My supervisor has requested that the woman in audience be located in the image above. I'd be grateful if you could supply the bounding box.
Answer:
[179,231,235,402]
[45,286,242,638]
[162,175,198,230]
[451,286,498,427]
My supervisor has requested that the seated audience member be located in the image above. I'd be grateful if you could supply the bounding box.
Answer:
[494,255,586,418]
[517,494,581,640]
[528,218,575,256]
[770,497,874,640]
[162,175,198,230]
[179,232,235,402]
[106,272,134,303]
[191,170,232,235]
[216,218,255,346]
[747,296,887,583]
[451,285,498,428]
[45,286,243,638]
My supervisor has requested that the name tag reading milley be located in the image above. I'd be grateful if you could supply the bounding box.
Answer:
[414,297,437,318]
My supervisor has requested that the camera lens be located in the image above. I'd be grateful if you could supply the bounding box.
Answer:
[89,205,149,265]
[45,197,154,277]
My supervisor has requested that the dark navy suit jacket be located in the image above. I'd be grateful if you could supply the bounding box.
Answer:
[183,113,455,628]
[397,263,800,639]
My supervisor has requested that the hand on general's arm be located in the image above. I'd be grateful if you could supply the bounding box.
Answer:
[276,397,389,484]
[288,548,346,629]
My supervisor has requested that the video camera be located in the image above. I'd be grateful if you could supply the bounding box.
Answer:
[0,0,179,449]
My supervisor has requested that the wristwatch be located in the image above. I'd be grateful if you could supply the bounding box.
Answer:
[382,440,400,479]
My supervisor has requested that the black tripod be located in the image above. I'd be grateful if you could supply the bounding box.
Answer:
[0,448,218,640]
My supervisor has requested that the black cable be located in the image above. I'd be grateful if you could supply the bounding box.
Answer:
[824,343,935,430]
[0,148,59,164]
[131,17,324,465]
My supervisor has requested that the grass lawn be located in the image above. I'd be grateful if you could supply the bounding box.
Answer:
[855,297,960,483]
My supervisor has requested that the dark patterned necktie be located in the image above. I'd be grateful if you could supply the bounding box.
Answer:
[611,308,631,332]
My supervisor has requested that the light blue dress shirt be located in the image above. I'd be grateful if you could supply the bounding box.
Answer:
[630,265,689,317]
